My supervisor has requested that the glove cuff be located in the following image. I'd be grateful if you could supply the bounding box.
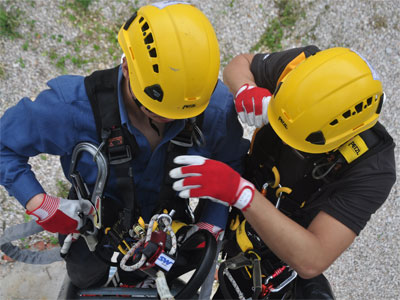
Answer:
[26,194,59,221]
[234,177,255,211]
[235,83,253,98]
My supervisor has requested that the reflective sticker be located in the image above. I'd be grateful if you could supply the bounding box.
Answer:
[155,253,175,271]
[351,49,380,81]
[263,54,270,60]
[151,1,189,9]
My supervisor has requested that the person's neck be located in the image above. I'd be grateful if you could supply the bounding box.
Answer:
[122,77,147,123]
[121,77,165,151]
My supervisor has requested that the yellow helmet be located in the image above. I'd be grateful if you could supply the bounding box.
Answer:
[118,2,220,119]
[268,47,384,153]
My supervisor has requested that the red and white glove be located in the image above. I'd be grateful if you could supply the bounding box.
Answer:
[170,155,255,211]
[235,84,272,128]
[176,222,223,248]
[26,194,94,234]
[187,222,223,240]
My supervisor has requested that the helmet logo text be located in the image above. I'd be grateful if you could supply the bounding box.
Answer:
[278,116,288,129]
[182,104,196,109]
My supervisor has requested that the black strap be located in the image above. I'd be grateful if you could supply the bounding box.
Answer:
[153,115,205,223]
[84,66,138,232]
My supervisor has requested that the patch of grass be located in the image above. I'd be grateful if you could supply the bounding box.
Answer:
[0,64,5,78]
[74,0,93,11]
[251,0,303,52]
[56,179,70,198]
[0,5,23,39]
[373,15,387,29]
[24,213,31,222]
[48,236,59,245]
[17,57,26,68]
[22,40,29,51]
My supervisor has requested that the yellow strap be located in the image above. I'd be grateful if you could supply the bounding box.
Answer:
[338,135,369,163]
[138,217,146,228]
[230,214,241,231]
[236,220,254,253]
[171,220,187,234]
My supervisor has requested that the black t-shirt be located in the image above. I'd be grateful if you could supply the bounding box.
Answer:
[249,46,396,235]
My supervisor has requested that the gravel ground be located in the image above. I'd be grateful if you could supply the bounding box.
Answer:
[0,0,399,299]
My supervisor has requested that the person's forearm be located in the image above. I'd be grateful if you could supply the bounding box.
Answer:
[26,193,45,211]
[243,192,332,278]
[223,53,256,95]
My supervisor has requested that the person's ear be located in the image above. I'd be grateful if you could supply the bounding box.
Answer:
[121,57,129,80]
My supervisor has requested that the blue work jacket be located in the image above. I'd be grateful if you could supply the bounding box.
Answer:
[0,67,249,227]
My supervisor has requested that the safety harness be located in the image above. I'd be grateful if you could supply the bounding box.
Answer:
[220,122,394,299]
[81,65,206,259]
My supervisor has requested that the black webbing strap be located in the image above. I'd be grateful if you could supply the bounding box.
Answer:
[154,115,205,222]
[84,66,137,232]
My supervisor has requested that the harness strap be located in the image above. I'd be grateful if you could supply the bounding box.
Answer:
[154,115,205,222]
[84,66,138,232]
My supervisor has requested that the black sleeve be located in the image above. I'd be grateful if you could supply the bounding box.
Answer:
[250,45,320,93]
[321,142,396,235]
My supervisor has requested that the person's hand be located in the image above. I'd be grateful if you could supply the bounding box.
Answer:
[170,155,255,211]
[235,83,271,128]
[26,194,94,234]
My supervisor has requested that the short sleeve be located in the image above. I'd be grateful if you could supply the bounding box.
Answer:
[321,143,396,235]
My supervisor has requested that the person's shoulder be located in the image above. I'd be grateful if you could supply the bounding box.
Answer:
[47,74,88,104]
[207,79,234,111]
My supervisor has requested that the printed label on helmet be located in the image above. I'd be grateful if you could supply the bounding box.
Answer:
[151,1,189,9]
[155,253,175,271]
[182,104,196,109]
[351,49,380,81]
[278,116,288,129]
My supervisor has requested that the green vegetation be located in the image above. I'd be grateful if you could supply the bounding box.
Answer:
[0,64,5,78]
[24,213,31,222]
[17,57,25,68]
[251,0,303,52]
[0,5,22,39]
[56,179,70,198]
[373,14,387,29]
[48,236,59,245]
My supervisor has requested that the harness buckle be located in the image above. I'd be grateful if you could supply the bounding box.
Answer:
[108,142,132,165]
[170,133,193,148]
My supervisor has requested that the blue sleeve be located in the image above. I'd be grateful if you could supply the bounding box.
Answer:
[0,75,91,207]
[196,80,250,228]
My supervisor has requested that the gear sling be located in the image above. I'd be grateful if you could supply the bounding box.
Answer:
[80,65,205,264]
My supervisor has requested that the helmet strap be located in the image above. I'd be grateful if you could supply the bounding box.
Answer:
[128,82,161,136]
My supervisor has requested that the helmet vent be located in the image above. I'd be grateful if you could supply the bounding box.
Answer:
[149,48,157,57]
[342,110,351,119]
[355,102,363,113]
[330,119,338,126]
[141,22,149,32]
[144,33,154,44]
[376,93,384,114]
[306,131,325,145]
[331,94,380,127]
[153,64,159,73]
